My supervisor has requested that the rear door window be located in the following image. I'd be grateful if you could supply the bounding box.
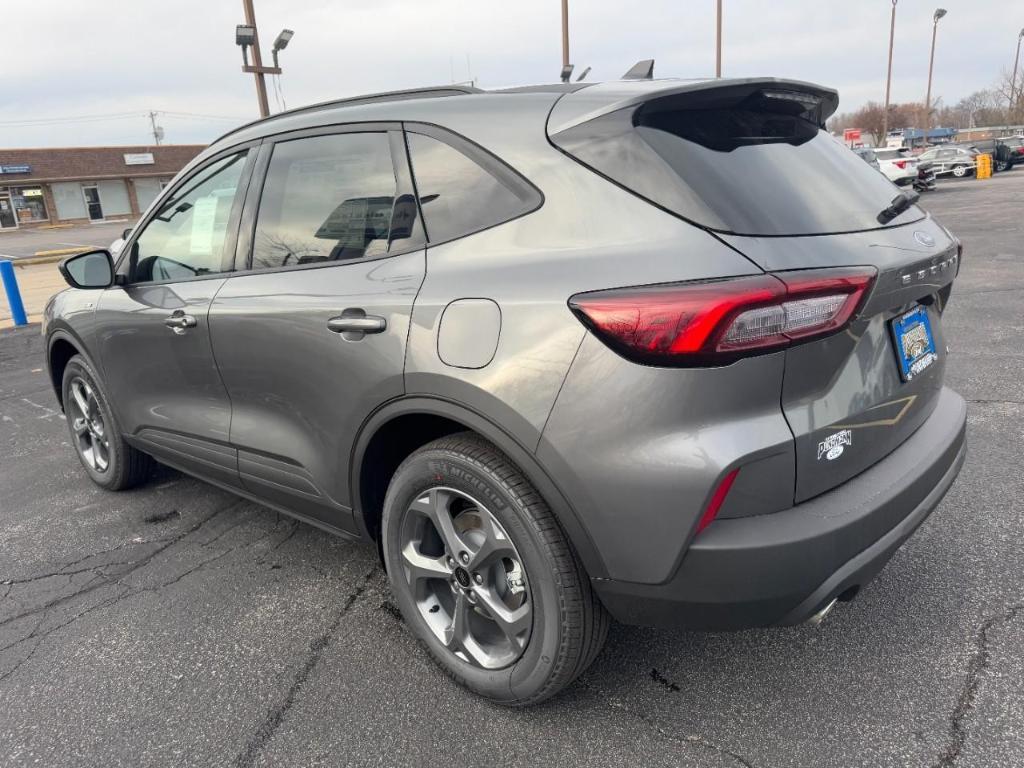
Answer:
[252,132,404,269]
[405,130,540,244]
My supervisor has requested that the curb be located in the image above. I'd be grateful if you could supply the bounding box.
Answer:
[5,254,70,267]
[34,247,90,258]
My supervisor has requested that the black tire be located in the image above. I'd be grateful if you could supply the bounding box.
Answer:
[382,432,608,706]
[996,160,1009,172]
[61,354,153,490]
[951,163,969,178]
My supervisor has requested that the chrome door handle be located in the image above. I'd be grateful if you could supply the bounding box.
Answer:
[327,310,387,339]
[164,312,197,334]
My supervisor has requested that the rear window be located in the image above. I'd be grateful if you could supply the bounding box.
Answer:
[551,89,923,236]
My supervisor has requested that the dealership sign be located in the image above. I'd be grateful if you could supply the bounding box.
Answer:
[124,153,155,165]
[0,165,31,174]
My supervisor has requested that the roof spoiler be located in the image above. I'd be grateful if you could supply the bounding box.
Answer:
[548,78,840,135]
[622,59,655,80]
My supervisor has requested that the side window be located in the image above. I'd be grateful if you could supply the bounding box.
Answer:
[252,132,398,269]
[129,153,247,283]
[406,131,539,244]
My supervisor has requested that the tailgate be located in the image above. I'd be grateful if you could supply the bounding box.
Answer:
[719,216,959,502]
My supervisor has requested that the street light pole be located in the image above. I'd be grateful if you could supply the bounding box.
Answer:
[715,0,723,77]
[561,0,570,73]
[242,0,271,118]
[1011,28,1024,112]
[924,8,947,137]
[881,0,898,144]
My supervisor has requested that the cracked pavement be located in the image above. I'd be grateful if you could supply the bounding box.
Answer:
[1,173,1023,767]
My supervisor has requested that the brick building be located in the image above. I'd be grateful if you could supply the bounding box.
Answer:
[0,145,205,230]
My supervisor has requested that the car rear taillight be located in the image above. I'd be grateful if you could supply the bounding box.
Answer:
[894,160,907,169]
[569,267,876,366]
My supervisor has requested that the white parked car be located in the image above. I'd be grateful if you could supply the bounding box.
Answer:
[872,148,918,186]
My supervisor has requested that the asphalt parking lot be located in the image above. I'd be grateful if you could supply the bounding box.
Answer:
[1,173,1022,768]
[0,220,133,259]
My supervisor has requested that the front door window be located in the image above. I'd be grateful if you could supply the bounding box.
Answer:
[83,186,104,220]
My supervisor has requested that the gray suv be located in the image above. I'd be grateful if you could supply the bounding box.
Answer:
[45,77,967,705]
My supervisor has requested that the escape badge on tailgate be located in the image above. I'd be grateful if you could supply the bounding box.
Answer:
[817,429,853,461]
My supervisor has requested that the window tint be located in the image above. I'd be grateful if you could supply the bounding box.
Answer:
[252,133,399,269]
[129,153,247,283]
[406,132,535,244]
[553,98,923,236]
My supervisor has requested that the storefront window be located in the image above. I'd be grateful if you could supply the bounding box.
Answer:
[11,186,48,222]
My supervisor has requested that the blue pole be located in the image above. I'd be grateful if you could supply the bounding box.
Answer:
[0,260,28,326]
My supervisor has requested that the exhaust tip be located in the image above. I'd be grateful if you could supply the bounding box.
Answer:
[806,597,839,626]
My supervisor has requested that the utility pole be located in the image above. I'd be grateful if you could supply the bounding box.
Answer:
[148,111,163,146]
[241,0,272,118]
[1011,28,1024,112]
[923,9,946,137]
[881,0,898,143]
[715,0,723,78]
[561,0,570,73]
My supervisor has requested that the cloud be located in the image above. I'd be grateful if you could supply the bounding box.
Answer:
[1,0,1013,147]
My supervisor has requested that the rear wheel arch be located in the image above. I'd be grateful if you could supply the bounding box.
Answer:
[350,397,608,579]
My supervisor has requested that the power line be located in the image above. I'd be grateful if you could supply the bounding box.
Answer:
[157,110,247,121]
[0,112,142,127]
[0,109,246,128]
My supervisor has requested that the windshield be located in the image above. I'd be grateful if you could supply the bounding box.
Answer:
[553,96,924,236]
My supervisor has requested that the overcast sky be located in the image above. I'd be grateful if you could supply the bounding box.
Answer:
[2,0,1016,148]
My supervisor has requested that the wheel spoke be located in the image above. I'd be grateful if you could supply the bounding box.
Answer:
[401,541,450,584]
[71,382,91,419]
[72,417,89,436]
[443,591,470,651]
[410,488,466,557]
[467,524,516,571]
[93,438,109,471]
[475,586,531,645]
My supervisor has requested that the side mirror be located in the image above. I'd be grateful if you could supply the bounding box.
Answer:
[121,227,133,240]
[59,249,114,290]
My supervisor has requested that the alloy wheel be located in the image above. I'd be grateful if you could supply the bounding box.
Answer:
[397,486,532,669]
[67,376,110,473]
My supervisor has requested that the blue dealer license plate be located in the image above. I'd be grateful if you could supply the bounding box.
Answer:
[891,305,937,381]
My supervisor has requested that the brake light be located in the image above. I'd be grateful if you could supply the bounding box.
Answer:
[894,160,907,169]
[569,267,876,366]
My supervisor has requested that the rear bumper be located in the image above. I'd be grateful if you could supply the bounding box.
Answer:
[593,386,967,630]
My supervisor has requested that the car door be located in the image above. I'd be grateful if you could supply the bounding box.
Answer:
[209,125,426,533]
[94,147,257,486]
[936,148,956,173]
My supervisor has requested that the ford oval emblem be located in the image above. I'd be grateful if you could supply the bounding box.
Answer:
[914,231,936,248]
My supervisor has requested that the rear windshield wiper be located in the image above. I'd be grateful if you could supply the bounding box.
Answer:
[876,190,920,224]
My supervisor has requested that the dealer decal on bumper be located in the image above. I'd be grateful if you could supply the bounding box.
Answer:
[818,429,852,461]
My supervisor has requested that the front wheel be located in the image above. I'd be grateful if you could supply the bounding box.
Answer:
[62,355,153,490]
[382,433,608,706]
[951,163,968,178]
[996,160,1009,172]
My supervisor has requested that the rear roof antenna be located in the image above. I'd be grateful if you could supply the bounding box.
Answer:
[576,66,592,82]
[622,59,655,80]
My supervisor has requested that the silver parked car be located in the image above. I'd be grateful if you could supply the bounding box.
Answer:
[45,77,967,705]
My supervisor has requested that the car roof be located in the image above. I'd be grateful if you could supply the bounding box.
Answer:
[209,76,838,150]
